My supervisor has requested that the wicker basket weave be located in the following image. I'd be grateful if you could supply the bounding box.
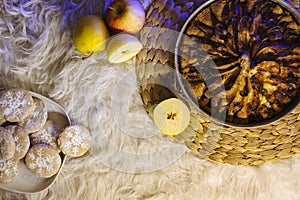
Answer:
[136,0,300,165]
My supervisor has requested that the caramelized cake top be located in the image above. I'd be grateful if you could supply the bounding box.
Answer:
[178,0,300,124]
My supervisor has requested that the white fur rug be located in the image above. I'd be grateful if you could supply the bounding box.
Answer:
[0,0,300,199]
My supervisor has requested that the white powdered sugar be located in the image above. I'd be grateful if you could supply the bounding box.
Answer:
[62,126,91,156]
[30,120,62,151]
[31,128,54,146]
[13,135,22,153]
[46,123,62,139]
[6,125,30,160]
[27,147,57,176]
[0,158,19,180]
[0,90,28,118]
[0,127,15,160]
[19,98,48,133]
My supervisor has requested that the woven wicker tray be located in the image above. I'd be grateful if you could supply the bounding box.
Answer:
[135,0,300,165]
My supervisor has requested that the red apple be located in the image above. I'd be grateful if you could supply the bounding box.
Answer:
[105,0,145,34]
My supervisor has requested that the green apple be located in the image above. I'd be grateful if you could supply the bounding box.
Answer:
[105,0,145,34]
[73,15,110,55]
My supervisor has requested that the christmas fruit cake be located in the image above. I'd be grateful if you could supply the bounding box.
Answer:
[178,0,300,124]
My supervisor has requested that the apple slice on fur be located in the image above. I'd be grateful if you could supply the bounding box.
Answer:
[153,98,190,136]
[106,33,142,63]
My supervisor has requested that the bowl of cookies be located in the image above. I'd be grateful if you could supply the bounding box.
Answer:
[0,88,92,193]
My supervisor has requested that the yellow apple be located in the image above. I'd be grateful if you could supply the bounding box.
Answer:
[73,15,110,56]
[105,0,145,34]
[106,33,142,63]
[153,98,191,136]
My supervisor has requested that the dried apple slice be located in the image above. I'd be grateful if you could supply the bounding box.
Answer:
[153,98,190,136]
[106,33,142,63]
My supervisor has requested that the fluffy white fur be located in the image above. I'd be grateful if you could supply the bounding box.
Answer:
[0,0,300,199]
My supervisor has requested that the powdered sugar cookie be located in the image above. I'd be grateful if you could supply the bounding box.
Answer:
[0,126,15,160]
[6,125,30,159]
[18,97,48,133]
[25,144,61,178]
[0,88,34,122]
[30,120,63,152]
[58,125,92,157]
[0,157,21,183]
